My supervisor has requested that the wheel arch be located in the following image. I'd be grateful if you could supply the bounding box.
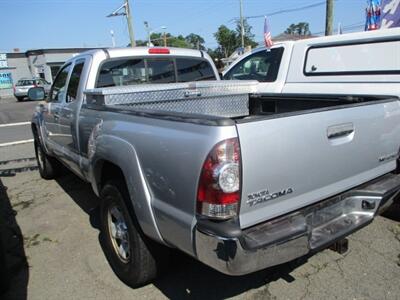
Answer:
[90,135,164,244]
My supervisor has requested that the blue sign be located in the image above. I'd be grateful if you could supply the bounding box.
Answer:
[0,72,13,89]
[381,0,400,28]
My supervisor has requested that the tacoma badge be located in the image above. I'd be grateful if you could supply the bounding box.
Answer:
[247,188,293,207]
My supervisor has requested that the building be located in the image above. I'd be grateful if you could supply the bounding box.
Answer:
[0,48,97,98]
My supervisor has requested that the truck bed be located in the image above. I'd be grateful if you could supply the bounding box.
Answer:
[85,81,397,124]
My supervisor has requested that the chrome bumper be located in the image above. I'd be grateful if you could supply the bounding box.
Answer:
[195,173,400,276]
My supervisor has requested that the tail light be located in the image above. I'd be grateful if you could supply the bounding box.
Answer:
[13,85,16,93]
[197,138,241,219]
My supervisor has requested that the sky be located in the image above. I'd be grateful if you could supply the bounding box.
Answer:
[0,0,368,52]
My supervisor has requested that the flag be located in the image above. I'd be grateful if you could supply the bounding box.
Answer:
[365,0,382,30]
[264,17,273,49]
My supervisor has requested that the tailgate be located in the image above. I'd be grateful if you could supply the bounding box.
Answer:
[237,100,400,229]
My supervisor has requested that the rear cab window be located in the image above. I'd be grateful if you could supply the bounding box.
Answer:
[147,59,176,83]
[96,56,216,88]
[97,59,146,88]
[176,58,216,82]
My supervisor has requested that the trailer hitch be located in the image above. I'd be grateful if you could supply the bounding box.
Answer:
[329,238,349,254]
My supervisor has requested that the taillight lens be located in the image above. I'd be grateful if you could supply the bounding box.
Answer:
[197,138,241,219]
[148,48,170,54]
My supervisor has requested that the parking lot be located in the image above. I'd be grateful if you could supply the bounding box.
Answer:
[1,96,400,300]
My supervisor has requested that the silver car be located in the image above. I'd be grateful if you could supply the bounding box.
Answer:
[13,78,51,101]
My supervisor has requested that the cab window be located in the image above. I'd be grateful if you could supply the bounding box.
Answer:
[176,58,216,82]
[49,64,71,102]
[224,47,284,82]
[147,59,175,83]
[97,59,146,88]
[67,60,85,102]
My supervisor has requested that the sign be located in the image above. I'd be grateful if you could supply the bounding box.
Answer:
[0,72,13,89]
[381,0,400,28]
[0,53,7,68]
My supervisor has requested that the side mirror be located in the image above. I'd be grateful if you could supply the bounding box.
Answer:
[28,87,45,101]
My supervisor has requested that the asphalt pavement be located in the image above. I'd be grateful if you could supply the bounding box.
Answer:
[0,97,38,125]
[0,96,399,299]
[0,97,37,175]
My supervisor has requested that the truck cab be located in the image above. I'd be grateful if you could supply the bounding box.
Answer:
[223,28,400,96]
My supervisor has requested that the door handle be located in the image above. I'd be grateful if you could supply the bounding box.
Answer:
[327,123,354,139]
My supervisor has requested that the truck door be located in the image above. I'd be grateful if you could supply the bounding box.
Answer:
[57,56,90,174]
[42,63,72,153]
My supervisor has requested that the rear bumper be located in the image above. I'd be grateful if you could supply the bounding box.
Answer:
[195,173,400,275]
[14,92,27,97]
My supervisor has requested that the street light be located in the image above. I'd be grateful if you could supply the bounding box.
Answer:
[144,22,167,47]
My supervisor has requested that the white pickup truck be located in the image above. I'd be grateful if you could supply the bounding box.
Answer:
[223,28,400,96]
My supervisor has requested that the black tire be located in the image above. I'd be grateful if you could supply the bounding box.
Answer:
[34,139,59,180]
[16,96,24,102]
[100,180,165,287]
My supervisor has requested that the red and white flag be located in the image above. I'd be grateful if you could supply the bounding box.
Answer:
[264,16,273,48]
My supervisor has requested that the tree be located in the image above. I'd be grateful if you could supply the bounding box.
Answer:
[214,20,258,58]
[284,22,311,36]
[214,25,237,58]
[234,19,258,49]
[185,33,206,50]
[284,23,297,35]
[140,32,191,48]
[168,35,191,48]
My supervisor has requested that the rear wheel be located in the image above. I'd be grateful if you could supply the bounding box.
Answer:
[16,96,24,102]
[100,180,165,287]
[34,139,59,180]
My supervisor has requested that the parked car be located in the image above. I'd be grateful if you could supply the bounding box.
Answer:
[30,44,400,288]
[223,27,400,96]
[13,78,51,101]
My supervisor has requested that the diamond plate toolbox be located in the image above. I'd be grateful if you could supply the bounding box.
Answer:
[84,80,258,118]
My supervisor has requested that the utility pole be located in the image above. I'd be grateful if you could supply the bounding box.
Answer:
[107,0,135,47]
[239,0,245,48]
[125,0,136,47]
[163,32,167,47]
[144,21,151,46]
[325,0,334,36]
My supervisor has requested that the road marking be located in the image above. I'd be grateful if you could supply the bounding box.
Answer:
[0,139,34,147]
[0,121,31,128]
[0,157,36,166]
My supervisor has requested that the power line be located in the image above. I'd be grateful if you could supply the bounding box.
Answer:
[229,0,339,22]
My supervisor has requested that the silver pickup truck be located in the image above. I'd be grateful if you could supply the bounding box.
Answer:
[30,47,400,287]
